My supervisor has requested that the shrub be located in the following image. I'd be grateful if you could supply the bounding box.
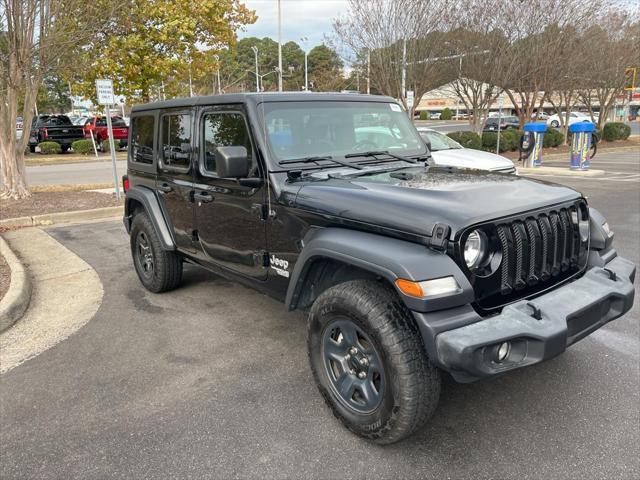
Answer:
[602,122,631,141]
[72,139,95,155]
[441,107,453,120]
[481,129,518,152]
[38,141,61,154]
[100,139,111,153]
[543,128,564,148]
[447,131,482,150]
[419,110,428,120]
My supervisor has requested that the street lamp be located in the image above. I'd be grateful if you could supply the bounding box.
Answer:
[213,54,222,94]
[251,46,259,92]
[300,36,309,91]
[277,0,283,91]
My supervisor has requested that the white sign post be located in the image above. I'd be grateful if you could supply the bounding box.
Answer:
[95,79,121,199]
[406,90,415,121]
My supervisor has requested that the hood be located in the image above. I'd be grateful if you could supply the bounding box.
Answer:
[289,166,581,239]
[432,149,514,171]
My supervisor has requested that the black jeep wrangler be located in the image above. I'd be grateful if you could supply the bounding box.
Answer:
[123,93,635,444]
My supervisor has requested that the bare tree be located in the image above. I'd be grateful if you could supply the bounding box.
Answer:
[578,13,640,129]
[333,0,454,116]
[444,1,517,133]
[495,0,605,128]
[0,0,109,199]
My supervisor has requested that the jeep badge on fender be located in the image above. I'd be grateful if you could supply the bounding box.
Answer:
[122,93,635,444]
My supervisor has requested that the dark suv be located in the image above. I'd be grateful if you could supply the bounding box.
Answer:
[123,93,635,444]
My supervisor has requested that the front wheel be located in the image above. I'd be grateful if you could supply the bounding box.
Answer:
[550,120,559,128]
[308,280,441,444]
[130,212,183,293]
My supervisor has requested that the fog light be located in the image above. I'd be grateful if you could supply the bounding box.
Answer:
[496,342,510,362]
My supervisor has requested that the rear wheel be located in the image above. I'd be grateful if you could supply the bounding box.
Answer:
[308,280,441,444]
[130,212,182,293]
[60,145,70,153]
[29,145,36,153]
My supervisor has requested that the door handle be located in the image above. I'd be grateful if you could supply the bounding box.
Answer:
[157,182,173,193]
[193,191,214,203]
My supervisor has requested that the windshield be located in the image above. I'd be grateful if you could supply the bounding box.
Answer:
[261,101,426,163]
[418,130,462,151]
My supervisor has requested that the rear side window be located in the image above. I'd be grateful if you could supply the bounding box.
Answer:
[130,115,155,164]
[161,113,192,171]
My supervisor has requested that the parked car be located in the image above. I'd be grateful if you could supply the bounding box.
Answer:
[429,112,441,120]
[416,127,516,174]
[123,92,634,445]
[547,111,596,128]
[483,115,519,131]
[16,116,23,140]
[28,114,85,153]
[82,116,129,150]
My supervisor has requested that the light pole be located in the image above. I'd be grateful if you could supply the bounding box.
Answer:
[366,49,370,95]
[300,36,309,91]
[401,38,407,102]
[277,0,283,91]
[213,54,222,94]
[251,46,259,92]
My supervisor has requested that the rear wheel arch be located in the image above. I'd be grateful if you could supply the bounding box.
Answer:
[124,186,176,251]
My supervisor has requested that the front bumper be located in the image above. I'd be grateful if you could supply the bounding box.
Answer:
[431,255,635,382]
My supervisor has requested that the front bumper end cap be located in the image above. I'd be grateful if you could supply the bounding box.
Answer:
[436,256,636,382]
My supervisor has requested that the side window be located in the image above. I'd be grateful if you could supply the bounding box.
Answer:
[96,117,107,127]
[130,115,155,164]
[202,112,254,176]
[161,113,192,171]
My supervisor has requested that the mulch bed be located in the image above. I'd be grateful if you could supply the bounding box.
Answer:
[0,191,123,221]
[0,253,9,303]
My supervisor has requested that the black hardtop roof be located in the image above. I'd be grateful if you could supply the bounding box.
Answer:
[130,92,398,113]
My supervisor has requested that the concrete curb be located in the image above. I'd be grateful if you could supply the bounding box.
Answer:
[0,228,103,374]
[0,236,32,333]
[519,166,605,177]
[0,206,122,228]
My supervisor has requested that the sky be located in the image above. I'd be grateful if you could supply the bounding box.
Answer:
[239,0,349,48]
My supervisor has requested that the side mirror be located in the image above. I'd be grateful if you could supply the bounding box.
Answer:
[215,146,250,178]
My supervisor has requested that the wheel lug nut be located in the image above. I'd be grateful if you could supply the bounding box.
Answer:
[349,347,357,355]
[344,354,351,360]
[358,371,366,379]
[359,358,368,366]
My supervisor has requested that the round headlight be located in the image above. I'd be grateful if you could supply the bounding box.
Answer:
[464,229,488,270]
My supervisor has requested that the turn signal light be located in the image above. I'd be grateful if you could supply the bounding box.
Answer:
[395,276,460,299]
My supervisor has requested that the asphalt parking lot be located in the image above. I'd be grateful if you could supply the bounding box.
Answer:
[1,149,638,479]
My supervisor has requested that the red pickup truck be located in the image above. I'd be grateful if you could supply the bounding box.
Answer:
[83,116,129,150]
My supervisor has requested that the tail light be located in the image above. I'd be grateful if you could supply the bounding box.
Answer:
[42,128,48,139]
[122,175,129,193]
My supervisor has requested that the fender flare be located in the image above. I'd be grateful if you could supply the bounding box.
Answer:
[123,185,176,250]
[285,227,474,313]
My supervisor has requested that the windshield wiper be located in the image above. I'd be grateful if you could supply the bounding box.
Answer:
[279,155,363,170]
[344,150,419,164]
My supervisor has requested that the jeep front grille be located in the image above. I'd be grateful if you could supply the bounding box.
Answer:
[459,200,589,313]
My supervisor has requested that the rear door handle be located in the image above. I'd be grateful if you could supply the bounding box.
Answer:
[193,191,214,203]
[157,183,173,193]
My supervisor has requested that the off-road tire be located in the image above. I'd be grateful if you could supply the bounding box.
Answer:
[130,212,182,293]
[308,280,441,444]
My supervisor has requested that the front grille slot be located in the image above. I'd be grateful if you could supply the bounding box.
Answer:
[470,200,589,313]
